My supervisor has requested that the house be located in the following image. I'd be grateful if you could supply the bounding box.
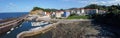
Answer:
[84,9,98,15]
[46,12,51,17]
[55,10,64,18]
[69,8,99,15]
[51,12,56,17]
[69,8,86,15]
[63,10,70,17]
[76,8,86,15]
[42,12,46,16]
[70,9,78,14]
[69,8,77,14]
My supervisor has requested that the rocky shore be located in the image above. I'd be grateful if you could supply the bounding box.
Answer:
[17,22,59,38]
[17,19,116,38]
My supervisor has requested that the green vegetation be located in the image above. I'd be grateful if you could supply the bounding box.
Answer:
[67,15,89,19]
[85,4,120,36]
[67,4,120,19]
[84,4,120,14]
[85,4,120,27]
[31,7,44,11]
[67,14,89,19]
[31,7,58,12]
[27,4,120,38]
[43,9,57,12]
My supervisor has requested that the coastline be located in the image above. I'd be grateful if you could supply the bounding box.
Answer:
[17,19,116,38]
[17,22,59,38]
[17,19,92,38]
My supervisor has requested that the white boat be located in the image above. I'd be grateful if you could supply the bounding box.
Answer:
[31,22,44,26]
[30,27,42,31]
[31,22,39,26]
[7,31,11,34]
[10,28,14,31]
[31,21,49,27]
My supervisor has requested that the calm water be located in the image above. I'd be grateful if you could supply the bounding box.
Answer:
[0,22,39,38]
[0,12,49,38]
[0,12,28,19]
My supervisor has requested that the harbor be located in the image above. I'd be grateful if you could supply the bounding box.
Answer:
[0,0,120,38]
[0,13,118,38]
[0,14,52,38]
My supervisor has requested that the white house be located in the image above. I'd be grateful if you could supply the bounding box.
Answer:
[55,11,64,18]
[76,8,86,15]
[63,10,70,17]
[70,9,76,14]
[70,8,99,15]
[84,9,98,15]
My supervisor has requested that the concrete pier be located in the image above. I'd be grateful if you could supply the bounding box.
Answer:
[0,15,28,35]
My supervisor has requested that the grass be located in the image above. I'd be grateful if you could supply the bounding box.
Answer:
[67,15,89,19]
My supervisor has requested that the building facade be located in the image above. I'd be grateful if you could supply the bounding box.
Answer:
[55,11,64,18]
[63,10,70,17]
[84,9,98,15]
[69,8,105,15]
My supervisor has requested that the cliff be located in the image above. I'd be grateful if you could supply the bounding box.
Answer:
[30,10,43,15]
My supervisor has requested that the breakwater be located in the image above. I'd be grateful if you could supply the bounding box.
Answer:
[17,22,59,38]
[0,16,25,35]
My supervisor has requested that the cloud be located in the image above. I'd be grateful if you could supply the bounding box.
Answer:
[107,0,120,5]
[7,2,17,9]
[62,0,120,5]
[5,2,18,11]
[95,0,120,5]
[8,3,16,7]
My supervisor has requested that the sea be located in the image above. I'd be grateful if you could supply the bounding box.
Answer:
[0,12,28,19]
[0,12,47,38]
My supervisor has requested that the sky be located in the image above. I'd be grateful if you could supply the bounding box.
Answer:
[0,0,120,12]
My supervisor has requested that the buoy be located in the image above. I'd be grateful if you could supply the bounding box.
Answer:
[7,31,11,34]
[11,28,14,31]
[20,25,22,27]
[16,27,18,28]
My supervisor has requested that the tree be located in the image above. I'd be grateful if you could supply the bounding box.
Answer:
[60,9,64,11]
[50,9,58,12]
[43,8,58,12]
[31,7,44,11]
[84,4,120,14]
[31,7,58,12]
[84,4,100,9]
[43,9,51,12]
